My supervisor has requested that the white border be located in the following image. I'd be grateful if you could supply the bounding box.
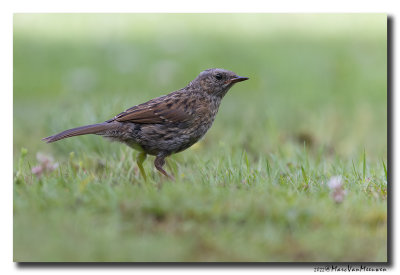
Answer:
[2,0,397,274]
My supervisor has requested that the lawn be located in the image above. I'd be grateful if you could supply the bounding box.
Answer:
[13,14,387,262]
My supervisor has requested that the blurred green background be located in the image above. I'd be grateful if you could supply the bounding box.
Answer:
[13,14,387,262]
[14,14,387,159]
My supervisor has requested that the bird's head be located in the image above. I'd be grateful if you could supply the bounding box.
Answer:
[191,68,249,98]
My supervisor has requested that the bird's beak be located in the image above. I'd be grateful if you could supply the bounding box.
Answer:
[226,75,249,84]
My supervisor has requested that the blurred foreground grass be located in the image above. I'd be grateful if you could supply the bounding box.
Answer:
[13,14,387,262]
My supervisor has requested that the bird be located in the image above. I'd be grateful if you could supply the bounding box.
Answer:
[43,68,249,180]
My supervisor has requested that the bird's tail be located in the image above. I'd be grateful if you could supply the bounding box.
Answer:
[42,122,112,143]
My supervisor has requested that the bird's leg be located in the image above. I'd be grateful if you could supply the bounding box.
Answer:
[137,152,147,181]
[154,154,174,181]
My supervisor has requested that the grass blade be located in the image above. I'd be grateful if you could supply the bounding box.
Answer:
[382,159,387,180]
[301,165,308,183]
[266,158,271,179]
[362,149,366,181]
[352,160,359,179]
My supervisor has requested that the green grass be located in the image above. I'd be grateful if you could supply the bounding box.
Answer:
[13,14,387,262]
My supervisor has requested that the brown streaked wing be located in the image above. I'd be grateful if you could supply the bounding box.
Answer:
[113,98,192,124]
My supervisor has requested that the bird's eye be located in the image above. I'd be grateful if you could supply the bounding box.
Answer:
[215,73,222,80]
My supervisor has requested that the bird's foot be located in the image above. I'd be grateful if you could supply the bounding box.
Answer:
[136,152,148,182]
[155,154,175,181]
